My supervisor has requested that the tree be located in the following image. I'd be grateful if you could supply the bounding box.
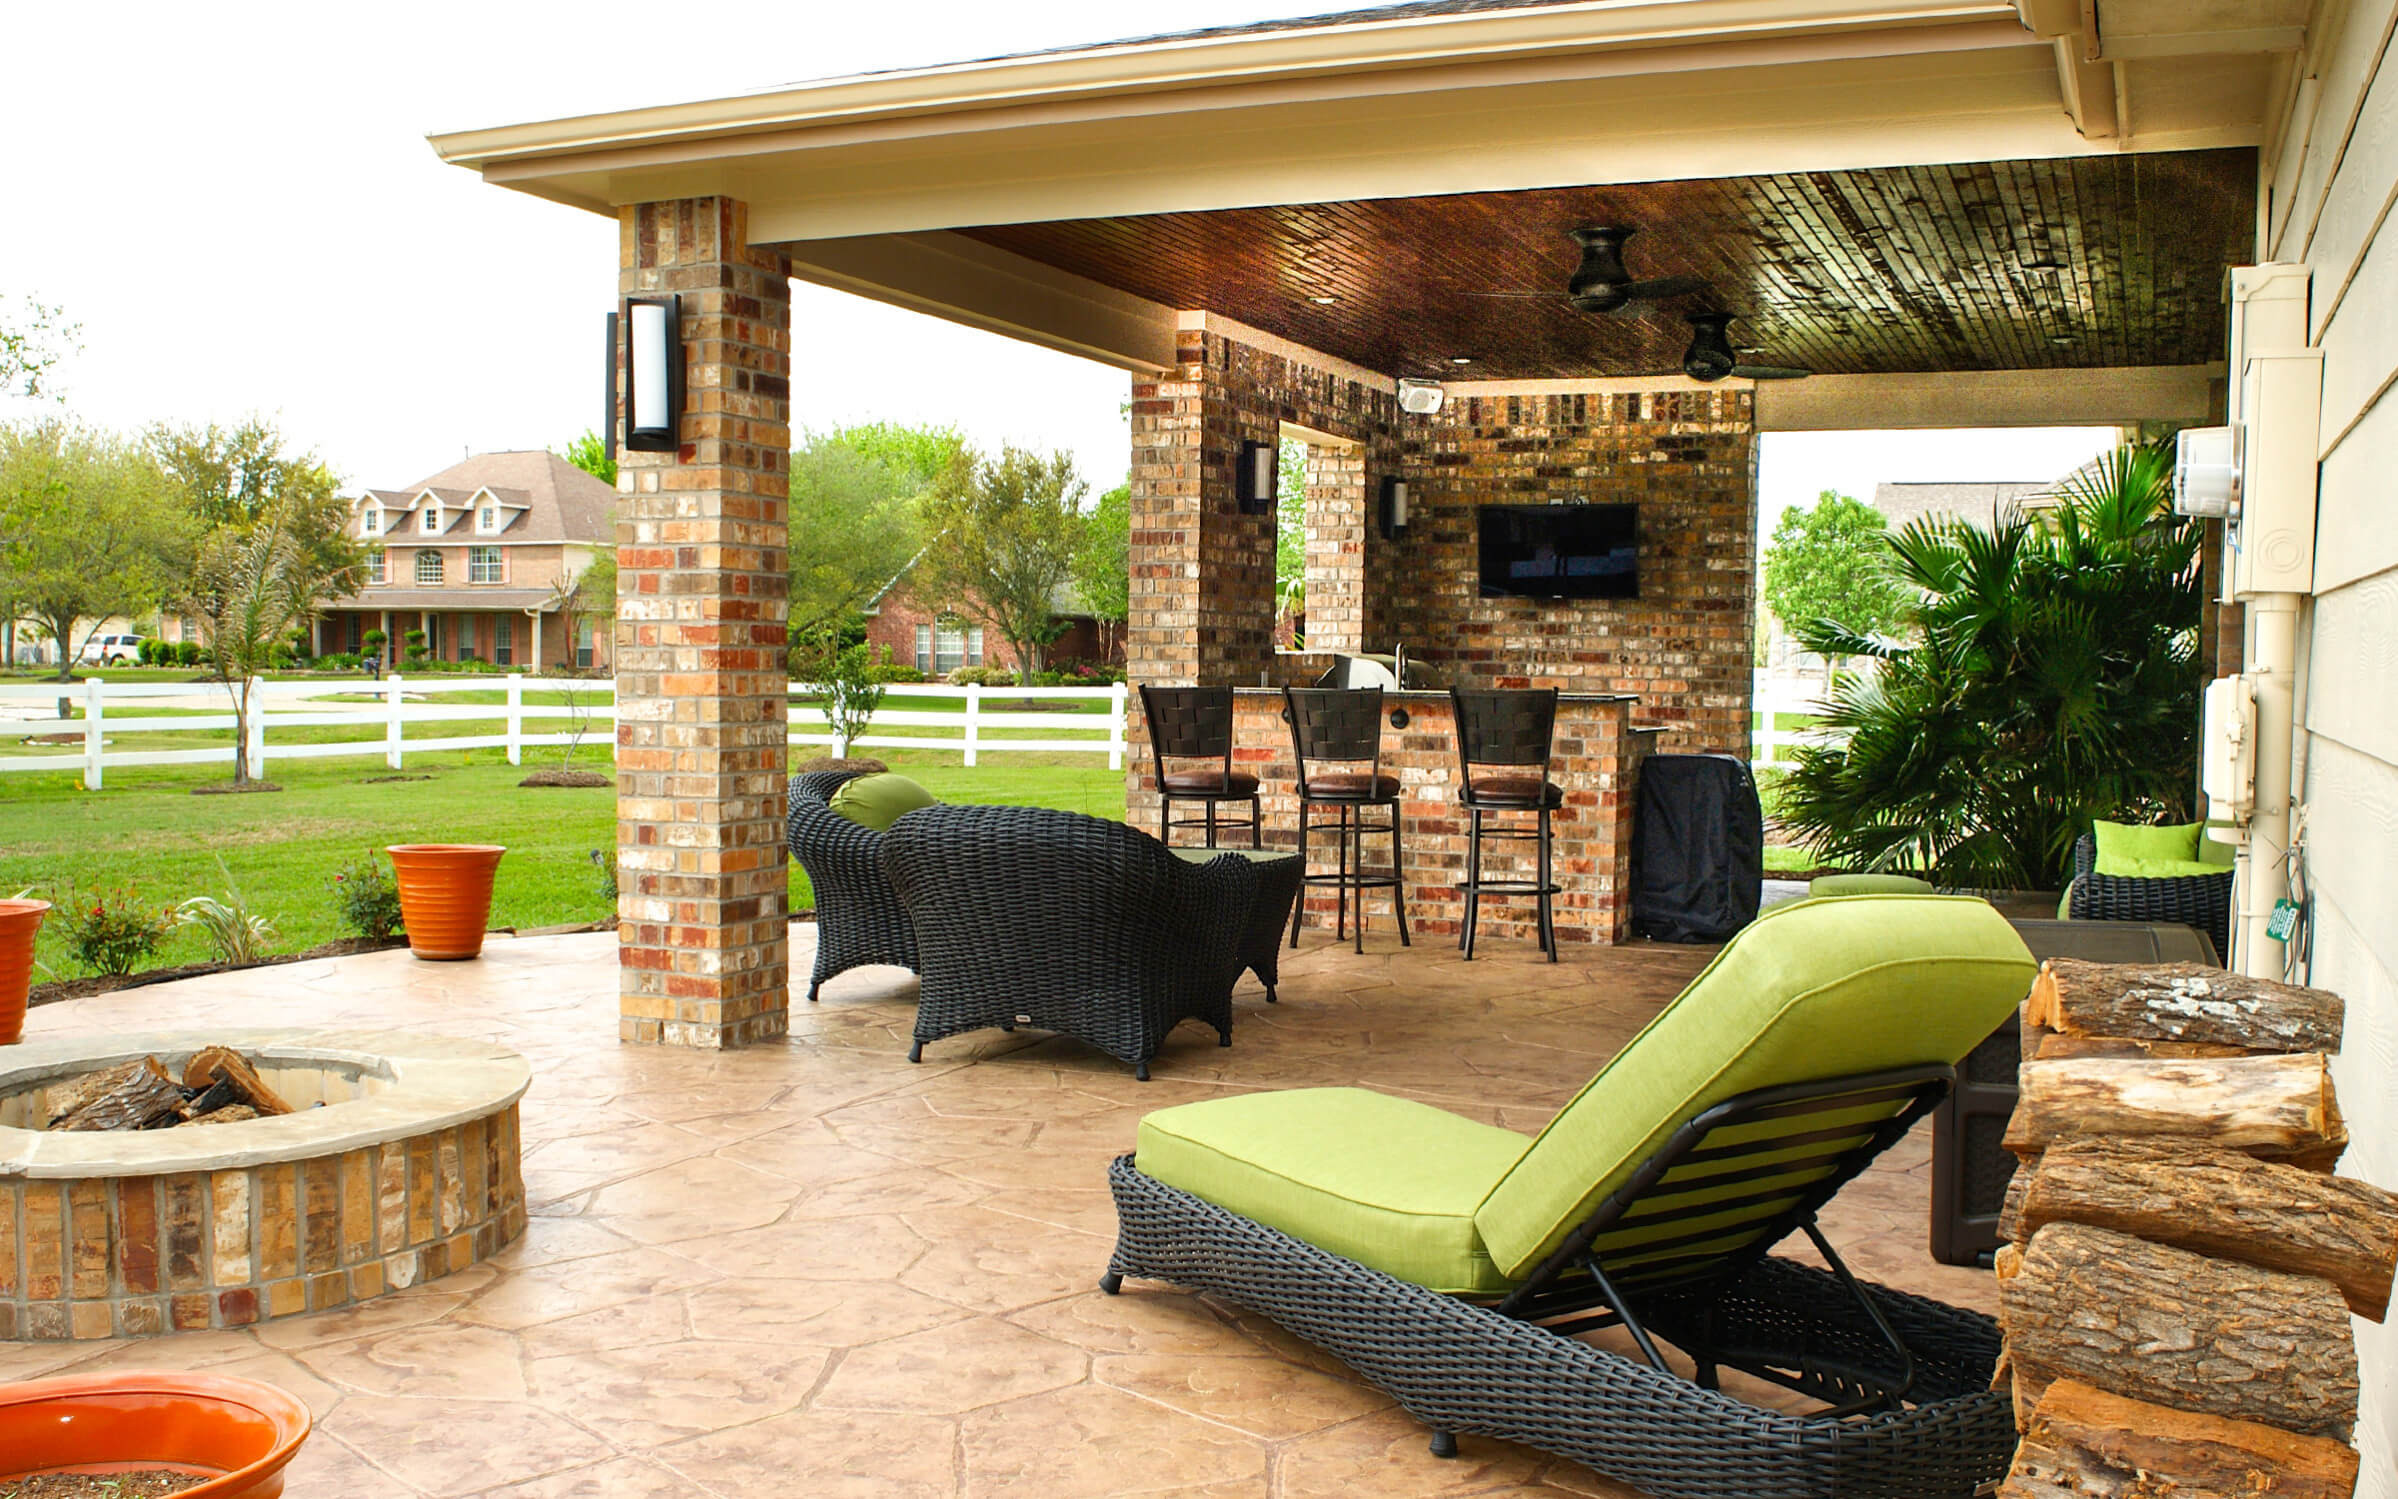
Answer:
[0,423,190,678]
[1777,444,2203,889]
[913,446,1088,684]
[150,419,358,601]
[786,429,935,641]
[1276,440,1309,646]
[556,548,615,672]
[1071,483,1129,661]
[182,510,327,785]
[1759,491,1911,684]
[559,429,616,488]
[823,420,964,495]
[0,296,78,401]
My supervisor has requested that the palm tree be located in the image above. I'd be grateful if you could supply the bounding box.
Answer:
[184,510,346,785]
[1777,442,2204,889]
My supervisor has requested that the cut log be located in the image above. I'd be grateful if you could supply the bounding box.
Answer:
[54,1058,185,1132]
[2000,1223,2358,1436]
[178,1046,292,1116]
[2033,1034,2261,1061]
[1999,1159,2034,1244]
[44,1059,156,1125]
[2026,960,2344,1053]
[2022,1006,2059,1063]
[2018,1138,2398,1321]
[2003,1053,2346,1161]
[1998,1378,2361,1499]
[183,1103,261,1126]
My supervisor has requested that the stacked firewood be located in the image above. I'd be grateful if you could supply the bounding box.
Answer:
[1991,959,2398,1498]
[45,1045,293,1131]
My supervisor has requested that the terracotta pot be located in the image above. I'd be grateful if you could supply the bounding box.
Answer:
[0,1370,313,1499]
[386,844,507,961]
[0,897,50,1045]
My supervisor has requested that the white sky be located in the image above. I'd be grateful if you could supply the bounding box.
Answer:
[2,1,2118,511]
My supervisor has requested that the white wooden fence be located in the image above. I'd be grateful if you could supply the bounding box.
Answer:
[0,676,1128,787]
[1751,670,1843,772]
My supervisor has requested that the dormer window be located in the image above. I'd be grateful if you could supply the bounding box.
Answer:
[361,504,382,536]
[419,507,440,535]
[477,504,499,534]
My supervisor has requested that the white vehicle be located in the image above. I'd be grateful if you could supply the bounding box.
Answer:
[76,633,147,666]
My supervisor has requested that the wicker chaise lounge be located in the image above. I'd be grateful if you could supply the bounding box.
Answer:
[883,804,1262,1079]
[1102,895,2039,1499]
[786,770,920,1000]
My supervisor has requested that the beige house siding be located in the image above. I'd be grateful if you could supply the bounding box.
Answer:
[2266,3,2398,1490]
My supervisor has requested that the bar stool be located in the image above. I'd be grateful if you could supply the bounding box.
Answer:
[1284,685,1411,953]
[1140,684,1259,848]
[1451,686,1563,962]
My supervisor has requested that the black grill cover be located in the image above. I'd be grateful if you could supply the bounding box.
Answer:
[1630,754,1763,942]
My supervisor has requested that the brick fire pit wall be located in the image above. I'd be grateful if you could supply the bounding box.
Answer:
[0,1030,528,1340]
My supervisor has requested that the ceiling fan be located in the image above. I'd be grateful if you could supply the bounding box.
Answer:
[1464,224,1711,314]
[1681,311,1811,382]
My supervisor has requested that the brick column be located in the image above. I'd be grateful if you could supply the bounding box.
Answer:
[614,197,792,1048]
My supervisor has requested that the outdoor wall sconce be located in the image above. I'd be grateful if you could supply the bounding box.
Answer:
[1235,439,1278,515]
[1380,476,1411,540]
[621,294,683,453]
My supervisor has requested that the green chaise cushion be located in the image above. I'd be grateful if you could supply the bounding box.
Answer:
[1472,894,2037,1282]
[1807,873,1935,897]
[2091,819,2201,873]
[1135,1087,1531,1294]
[826,773,938,832]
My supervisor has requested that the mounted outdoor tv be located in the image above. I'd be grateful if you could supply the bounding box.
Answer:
[1477,503,1639,600]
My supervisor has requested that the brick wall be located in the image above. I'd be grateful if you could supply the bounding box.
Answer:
[1398,388,1759,754]
[614,196,793,1049]
[862,586,1117,679]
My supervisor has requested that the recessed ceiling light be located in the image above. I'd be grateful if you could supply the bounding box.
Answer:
[1450,356,1475,365]
[1310,295,1338,305]
[2049,334,2075,345]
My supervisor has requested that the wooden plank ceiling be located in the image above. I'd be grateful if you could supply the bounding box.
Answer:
[956,149,2254,381]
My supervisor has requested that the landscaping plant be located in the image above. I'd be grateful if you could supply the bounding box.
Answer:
[823,642,887,757]
[54,885,174,976]
[330,851,403,941]
[175,859,276,965]
[1777,442,2204,889]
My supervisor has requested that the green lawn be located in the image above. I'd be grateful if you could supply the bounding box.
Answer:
[2,748,1123,981]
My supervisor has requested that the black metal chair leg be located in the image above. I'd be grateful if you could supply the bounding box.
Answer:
[1348,804,1365,953]
[1289,805,1310,948]
[1463,807,1481,961]
[1158,792,1171,846]
[1206,799,1218,848]
[1388,804,1409,946]
[1248,796,1260,848]
[1538,807,1557,962]
[1334,804,1350,945]
[1428,1430,1459,1460]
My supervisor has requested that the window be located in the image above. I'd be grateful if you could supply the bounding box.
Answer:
[419,507,439,534]
[914,624,933,674]
[494,614,512,666]
[934,624,967,676]
[415,550,442,585]
[362,504,382,536]
[478,505,498,534]
[367,548,385,584]
[423,615,441,657]
[456,616,479,662]
[469,546,503,584]
[967,626,985,666]
[575,618,596,670]
[347,614,362,652]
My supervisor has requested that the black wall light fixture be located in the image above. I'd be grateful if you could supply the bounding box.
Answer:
[1235,439,1278,514]
[1379,476,1411,540]
[622,294,684,453]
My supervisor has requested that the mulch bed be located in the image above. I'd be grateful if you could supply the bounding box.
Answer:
[518,769,611,788]
[29,936,408,1009]
[19,732,84,746]
[2,1468,209,1497]
[189,781,283,796]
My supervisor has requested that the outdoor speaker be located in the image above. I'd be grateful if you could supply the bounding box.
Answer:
[1398,379,1445,415]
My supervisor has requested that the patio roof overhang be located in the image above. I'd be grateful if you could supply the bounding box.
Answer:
[431,0,2296,421]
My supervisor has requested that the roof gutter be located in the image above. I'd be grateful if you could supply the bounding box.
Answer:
[430,0,2021,170]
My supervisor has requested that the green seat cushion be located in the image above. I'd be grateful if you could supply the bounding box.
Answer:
[1472,895,2037,1281]
[826,773,938,832]
[1135,1087,1531,1294]
[2091,819,2201,874]
[2104,856,2228,880]
[1807,873,1935,897]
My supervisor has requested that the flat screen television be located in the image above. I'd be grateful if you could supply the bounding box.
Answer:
[1478,503,1639,600]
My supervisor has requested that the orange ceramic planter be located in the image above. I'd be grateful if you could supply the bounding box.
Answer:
[386,844,506,961]
[0,1370,312,1499]
[0,897,50,1045]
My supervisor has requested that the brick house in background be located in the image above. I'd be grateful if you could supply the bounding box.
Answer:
[321,451,615,671]
[860,564,1118,679]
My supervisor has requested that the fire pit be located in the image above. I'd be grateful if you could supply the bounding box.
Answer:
[0,1030,528,1341]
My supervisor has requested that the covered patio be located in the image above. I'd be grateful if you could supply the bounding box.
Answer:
[5,929,1989,1498]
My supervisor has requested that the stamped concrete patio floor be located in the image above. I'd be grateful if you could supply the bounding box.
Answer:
[7,927,1999,1499]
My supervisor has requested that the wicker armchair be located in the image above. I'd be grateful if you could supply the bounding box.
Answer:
[2065,833,2231,958]
[882,804,1260,1079]
[786,770,918,1001]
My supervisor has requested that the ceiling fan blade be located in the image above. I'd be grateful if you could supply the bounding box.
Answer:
[1617,275,1712,302]
[1730,364,1812,380]
[1461,290,1563,298]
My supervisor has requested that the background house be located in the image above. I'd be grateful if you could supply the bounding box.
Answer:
[325,450,614,670]
[861,569,1119,678]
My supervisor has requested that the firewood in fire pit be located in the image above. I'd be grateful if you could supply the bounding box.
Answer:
[182,1103,262,1126]
[179,1046,292,1116]
[53,1058,187,1132]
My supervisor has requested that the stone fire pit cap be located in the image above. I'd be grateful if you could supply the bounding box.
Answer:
[0,1029,530,1179]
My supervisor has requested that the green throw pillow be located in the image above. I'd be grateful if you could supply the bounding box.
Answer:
[2199,824,2237,867]
[826,773,937,832]
[2091,819,2200,874]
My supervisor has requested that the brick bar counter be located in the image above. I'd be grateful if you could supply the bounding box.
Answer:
[1132,689,1657,947]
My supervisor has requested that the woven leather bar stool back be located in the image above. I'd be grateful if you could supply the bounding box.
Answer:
[1283,686,1411,953]
[1452,686,1563,961]
[1140,684,1259,848]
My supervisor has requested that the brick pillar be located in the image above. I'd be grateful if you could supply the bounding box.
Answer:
[613,197,792,1048]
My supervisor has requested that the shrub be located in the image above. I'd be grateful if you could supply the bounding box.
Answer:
[823,642,886,754]
[331,852,403,941]
[55,886,175,977]
[590,848,619,903]
[176,861,277,967]
[135,639,161,666]
[175,641,203,667]
[869,662,928,685]
[317,652,360,671]
[362,629,387,654]
[947,665,1016,688]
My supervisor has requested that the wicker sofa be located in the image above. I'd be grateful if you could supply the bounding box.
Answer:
[2064,831,2232,957]
[786,770,919,1001]
[882,804,1261,1079]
